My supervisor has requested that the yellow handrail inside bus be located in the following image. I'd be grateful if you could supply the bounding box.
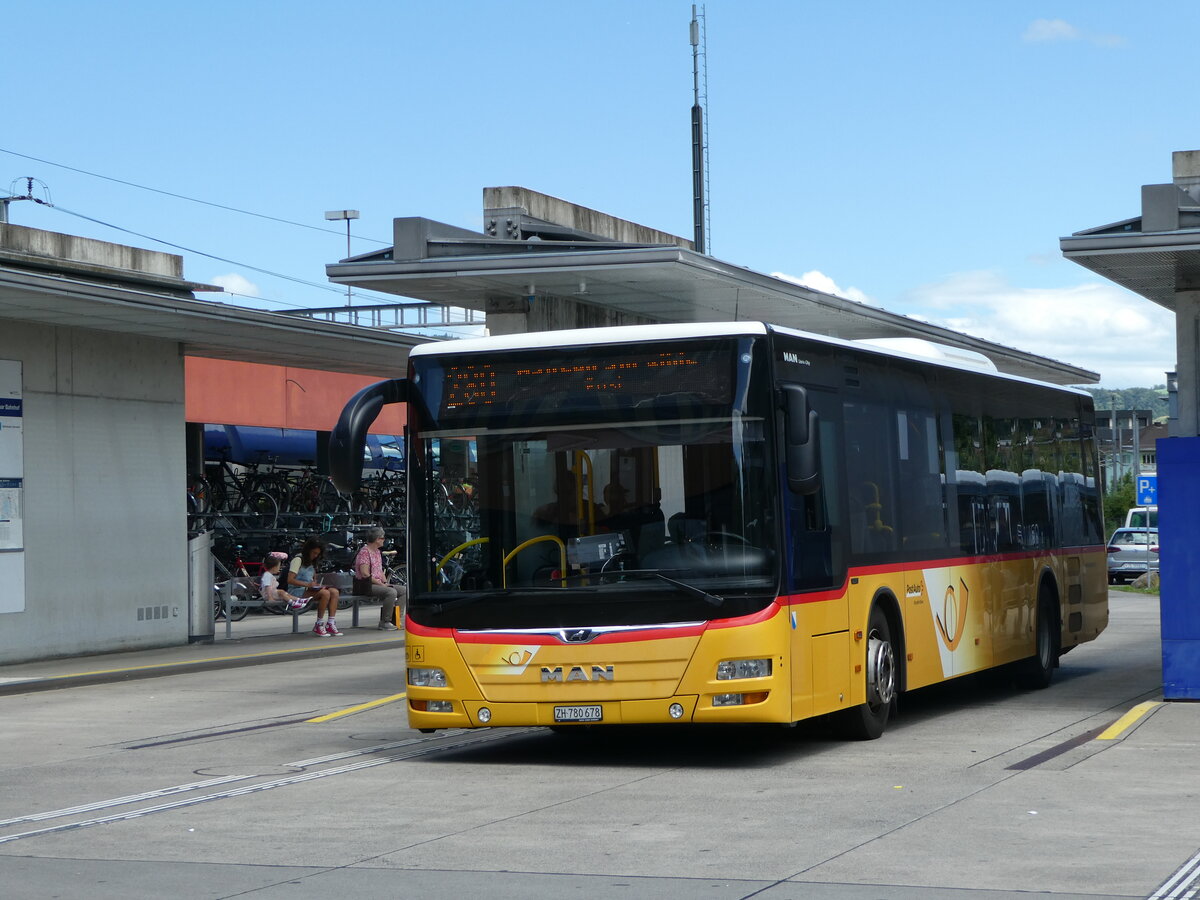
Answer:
[502,535,567,588]
[574,451,595,535]
[435,537,491,578]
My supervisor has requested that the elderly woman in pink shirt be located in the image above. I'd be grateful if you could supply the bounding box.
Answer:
[354,526,403,630]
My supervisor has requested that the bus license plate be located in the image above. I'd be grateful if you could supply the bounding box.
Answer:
[554,705,602,723]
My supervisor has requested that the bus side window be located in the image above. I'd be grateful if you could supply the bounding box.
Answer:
[843,399,898,555]
[895,409,948,552]
[786,389,844,592]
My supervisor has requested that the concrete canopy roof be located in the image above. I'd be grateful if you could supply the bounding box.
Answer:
[0,227,426,378]
[329,241,1099,384]
[1060,223,1200,312]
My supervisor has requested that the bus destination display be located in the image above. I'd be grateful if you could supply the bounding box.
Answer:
[438,346,733,418]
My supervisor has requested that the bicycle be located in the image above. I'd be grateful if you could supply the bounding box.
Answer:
[205,455,280,529]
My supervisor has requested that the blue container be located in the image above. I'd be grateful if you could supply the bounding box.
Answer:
[1156,436,1200,699]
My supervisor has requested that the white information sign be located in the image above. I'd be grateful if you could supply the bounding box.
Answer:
[0,359,25,613]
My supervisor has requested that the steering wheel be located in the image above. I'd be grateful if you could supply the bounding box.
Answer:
[704,530,749,547]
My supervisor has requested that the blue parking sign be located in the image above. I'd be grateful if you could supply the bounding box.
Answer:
[1137,474,1158,506]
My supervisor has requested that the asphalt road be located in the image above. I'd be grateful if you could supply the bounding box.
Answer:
[1,591,1195,900]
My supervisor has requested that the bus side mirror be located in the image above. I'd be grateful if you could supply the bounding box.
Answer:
[329,378,408,493]
[783,385,820,495]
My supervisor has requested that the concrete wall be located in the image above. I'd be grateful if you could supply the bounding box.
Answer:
[483,187,692,248]
[485,294,659,336]
[0,320,186,664]
[0,223,182,278]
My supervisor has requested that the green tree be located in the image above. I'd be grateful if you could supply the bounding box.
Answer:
[1104,472,1136,536]
[1086,386,1169,422]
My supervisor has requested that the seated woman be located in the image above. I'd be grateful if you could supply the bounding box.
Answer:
[285,538,342,636]
[354,526,405,631]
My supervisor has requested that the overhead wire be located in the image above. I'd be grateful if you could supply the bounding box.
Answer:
[0,146,391,245]
[1,147,480,331]
[48,202,365,297]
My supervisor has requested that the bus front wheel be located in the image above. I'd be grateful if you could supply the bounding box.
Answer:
[839,605,896,741]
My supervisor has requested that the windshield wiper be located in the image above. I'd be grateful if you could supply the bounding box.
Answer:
[428,591,511,615]
[652,572,725,607]
[428,586,574,615]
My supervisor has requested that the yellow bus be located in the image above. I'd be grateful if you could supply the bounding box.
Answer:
[330,322,1108,739]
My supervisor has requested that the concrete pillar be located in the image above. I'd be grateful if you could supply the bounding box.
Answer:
[1172,291,1200,438]
[1172,149,1200,202]
[485,294,530,336]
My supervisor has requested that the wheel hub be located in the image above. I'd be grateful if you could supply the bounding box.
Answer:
[866,632,896,707]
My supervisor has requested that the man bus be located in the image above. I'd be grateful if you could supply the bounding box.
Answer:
[330,322,1108,740]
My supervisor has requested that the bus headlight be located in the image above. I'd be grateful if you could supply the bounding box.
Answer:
[408,667,448,687]
[712,692,768,707]
[716,658,772,680]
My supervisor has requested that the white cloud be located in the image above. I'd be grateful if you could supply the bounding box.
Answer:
[1023,18,1079,42]
[1022,18,1124,47]
[210,272,261,297]
[772,269,876,306]
[902,271,1174,387]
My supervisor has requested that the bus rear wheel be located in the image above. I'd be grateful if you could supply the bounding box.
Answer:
[1016,587,1059,690]
[839,605,896,740]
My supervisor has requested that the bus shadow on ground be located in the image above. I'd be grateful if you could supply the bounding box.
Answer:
[426,660,1108,769]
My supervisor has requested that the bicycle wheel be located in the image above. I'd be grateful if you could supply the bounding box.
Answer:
[377,490,406,517]
[208,476,230,512]
[317,480,349,514]
[243,491,279,530]
[387,564,408,589]
[215,596,250,622]
[187,476,212,514]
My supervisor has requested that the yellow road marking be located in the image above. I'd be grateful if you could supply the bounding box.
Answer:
[308,693,407,723]
[35,638,403,681]
[1097,700,1162,740]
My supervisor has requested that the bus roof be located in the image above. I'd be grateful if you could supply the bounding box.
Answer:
[408,322,1091,397]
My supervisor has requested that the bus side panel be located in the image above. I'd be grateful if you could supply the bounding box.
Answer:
[896,562,992,686]
[903,565,947,690]
[1074,549,1110,644]
[809,631,850,719]
[988,557,1035,667]
[785,594,851,721]
[1052,549,1109,652]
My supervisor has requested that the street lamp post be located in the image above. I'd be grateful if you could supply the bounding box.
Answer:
[324,209,360,306]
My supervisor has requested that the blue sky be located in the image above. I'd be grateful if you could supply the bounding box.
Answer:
[3,1,1194,386]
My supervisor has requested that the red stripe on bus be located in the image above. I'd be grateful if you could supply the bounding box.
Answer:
[409,544,1105,638]
[780,545,1105,604]
[410,606,786,645]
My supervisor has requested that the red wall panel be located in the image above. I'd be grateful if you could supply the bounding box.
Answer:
[185,358,405,433]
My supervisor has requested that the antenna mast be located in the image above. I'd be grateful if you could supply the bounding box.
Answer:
[689,5,709,254]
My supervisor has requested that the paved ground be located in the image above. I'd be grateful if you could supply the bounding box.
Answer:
[0,591,1196,899]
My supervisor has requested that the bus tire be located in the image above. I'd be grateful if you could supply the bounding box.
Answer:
[1016,587,1059,690]
[839,605,896,740]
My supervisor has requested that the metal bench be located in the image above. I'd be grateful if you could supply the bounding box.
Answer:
[287,572,379,633]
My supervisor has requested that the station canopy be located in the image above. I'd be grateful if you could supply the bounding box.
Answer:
[328,210,1098,385]
[0,224,425,377]
[1060,218,1200,312]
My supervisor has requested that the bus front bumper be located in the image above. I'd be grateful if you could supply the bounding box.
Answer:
[408,688,791,730]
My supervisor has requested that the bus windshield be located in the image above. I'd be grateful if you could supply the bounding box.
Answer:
[408,345,778,629]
